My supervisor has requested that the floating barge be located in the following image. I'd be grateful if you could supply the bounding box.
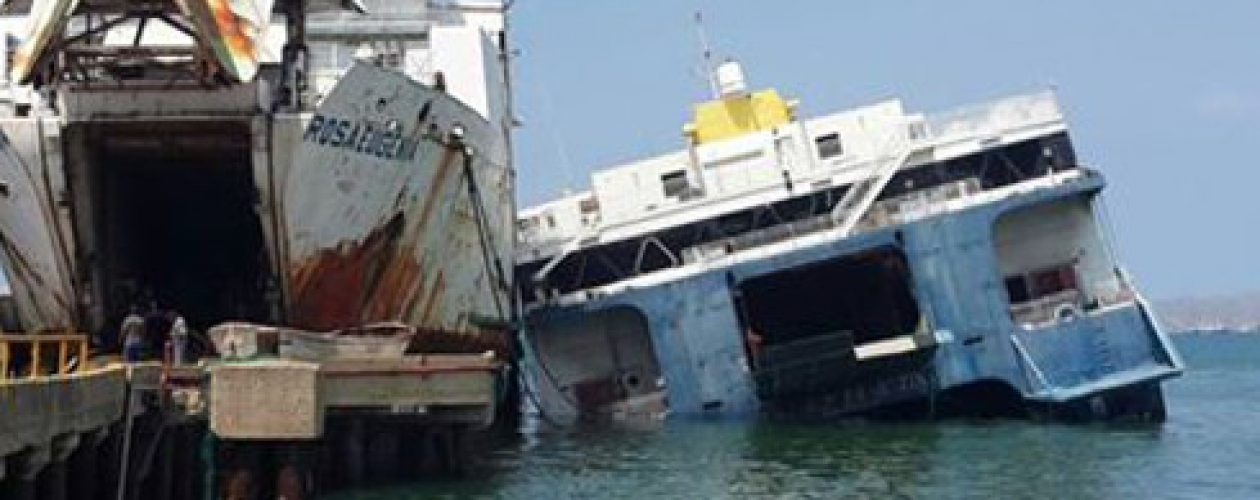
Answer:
[515,62,1184,423]
[0,0,518,497]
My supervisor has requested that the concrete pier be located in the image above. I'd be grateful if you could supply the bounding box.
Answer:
[0,364,125,500]
[3,346,511,499]
[207,354,505,496]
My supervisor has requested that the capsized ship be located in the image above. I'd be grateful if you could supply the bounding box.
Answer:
[0,0,515,352]
[515,61,1183,422]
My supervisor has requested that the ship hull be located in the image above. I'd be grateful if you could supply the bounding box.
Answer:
[283,63,513,349]
[519,173,1183,423]
[0,124,77,330]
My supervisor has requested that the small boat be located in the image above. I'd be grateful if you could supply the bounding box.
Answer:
[208,321,414,361]
[279,322,414,360]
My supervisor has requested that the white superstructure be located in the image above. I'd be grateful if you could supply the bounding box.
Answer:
[517,63,1065,271]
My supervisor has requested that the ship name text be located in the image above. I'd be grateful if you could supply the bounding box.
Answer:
[304,114,417,161]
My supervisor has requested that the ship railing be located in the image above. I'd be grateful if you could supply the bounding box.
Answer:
[516,235,574,263]
[0,332,91,380]
[827,127,921,236]
[925,90,1062,143]
[1009,290,1085,326]
[1093,282,1138,310]
[683,211,840,264]
[1009,285,1138,328]
[854,179,983,232]
[684,165,1091,267]
[682,178,984,264]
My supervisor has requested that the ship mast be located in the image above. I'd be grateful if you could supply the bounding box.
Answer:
[692,10,720,99]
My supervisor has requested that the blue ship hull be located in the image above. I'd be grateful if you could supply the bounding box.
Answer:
[520,171,1183,422]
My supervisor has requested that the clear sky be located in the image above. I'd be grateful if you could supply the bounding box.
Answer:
[509,0,1260,300]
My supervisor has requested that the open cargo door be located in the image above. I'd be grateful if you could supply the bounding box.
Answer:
[0,133,76,330]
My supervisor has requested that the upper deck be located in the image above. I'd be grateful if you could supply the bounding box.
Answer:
[517,88,1068,267]
[0,0,510,124]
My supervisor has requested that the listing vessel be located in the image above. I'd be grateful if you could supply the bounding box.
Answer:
[515,61,1184,422]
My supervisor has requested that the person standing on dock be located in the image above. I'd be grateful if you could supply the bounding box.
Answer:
[168,311,189,365]
[144,301,167,359]
[120,306,145,362]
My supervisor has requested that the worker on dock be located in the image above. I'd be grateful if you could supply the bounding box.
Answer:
[168,311,189,365]
[144,301,168,359]
[121,306,145,362]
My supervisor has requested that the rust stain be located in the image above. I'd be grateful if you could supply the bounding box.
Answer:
[359,242,421,320]
[399,255,432,324]
[418,271,445,326]
[287,217,404,330]
[287,147,464,331]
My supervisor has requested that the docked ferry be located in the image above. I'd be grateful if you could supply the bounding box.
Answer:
[515,61,1183,422]
[0,0,515,352]
[0,2,518,493]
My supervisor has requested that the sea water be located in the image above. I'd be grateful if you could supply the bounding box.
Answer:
[339,332,1260,499]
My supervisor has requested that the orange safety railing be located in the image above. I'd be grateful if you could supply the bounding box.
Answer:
[0,332,91,380]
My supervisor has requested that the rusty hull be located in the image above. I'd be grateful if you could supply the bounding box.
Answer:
[286,147,460,331]
[283,63,514,349]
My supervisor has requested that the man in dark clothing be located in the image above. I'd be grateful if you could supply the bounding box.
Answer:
[143,302,168,359]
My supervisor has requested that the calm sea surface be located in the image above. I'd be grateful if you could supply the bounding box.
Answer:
[338,333,1260,499]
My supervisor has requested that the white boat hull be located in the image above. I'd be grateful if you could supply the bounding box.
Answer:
[283,63,514,345]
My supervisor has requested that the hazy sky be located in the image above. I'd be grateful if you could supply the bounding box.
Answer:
[509,0,1259,300]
